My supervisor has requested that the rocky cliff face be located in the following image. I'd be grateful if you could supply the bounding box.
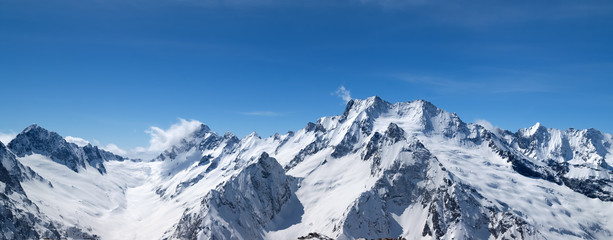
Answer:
[338,140,537,239]
[167,153,299,240]
[159,97,607,239]
[482,123,613,201]
[0,142,94,240]
[1,97,612,240]
[8,124,124,174]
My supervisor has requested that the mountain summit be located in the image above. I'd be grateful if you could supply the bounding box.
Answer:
[8,124,124,174]
[1,97,612,239]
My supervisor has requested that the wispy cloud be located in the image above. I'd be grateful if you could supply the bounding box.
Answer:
[98,118,204,160]
[333,86,352,103]
[474,118,505,135]
[145,118,203,153]
[0,131,17,145]
[239,111,283,117]
[102,143,128,156]
[170,0,613,18]
[164,0,612,28]
[356,0,613,27]
[395,72,556,94]
[65,136,90,147]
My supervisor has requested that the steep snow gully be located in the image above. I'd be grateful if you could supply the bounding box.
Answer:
[1,97,613,240]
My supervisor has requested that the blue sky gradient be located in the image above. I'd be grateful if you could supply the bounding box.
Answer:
[1,0,612,151]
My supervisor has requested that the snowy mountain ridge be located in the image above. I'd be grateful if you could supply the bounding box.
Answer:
[7,124,125,174]
[0,142,98,240]
[1,96,612,240]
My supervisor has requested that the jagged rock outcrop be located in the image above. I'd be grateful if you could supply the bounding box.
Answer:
[338,139,538,239]
[1,97,612,240]
[155,124,219,162]
[484,123,613,201]
[0,142,94,240]
[167,153,300,240]
[7,124,123,174]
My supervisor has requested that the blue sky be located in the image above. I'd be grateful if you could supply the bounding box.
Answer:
[1,0,612,154]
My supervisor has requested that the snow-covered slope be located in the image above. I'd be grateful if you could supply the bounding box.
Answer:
[2,96,613,239]
[8,124,124,174]
[167,152,300,239]
[0,142,96,240]
[503,123,613,201]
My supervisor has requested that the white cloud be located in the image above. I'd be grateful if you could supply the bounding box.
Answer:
[475,119,494,131]
[102,143,127,156]
[239,111,282,117]
[133,146,147,153]
[65,136,90,147]
[85,118,204,160]
[334,86,352,103]
[145,118,203,153]
[0,131,17,145]
[475,119,503,135]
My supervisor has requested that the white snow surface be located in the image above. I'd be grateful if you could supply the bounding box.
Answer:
[8,97,613,239]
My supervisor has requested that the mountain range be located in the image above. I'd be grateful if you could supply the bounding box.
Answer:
[1,96,612,240]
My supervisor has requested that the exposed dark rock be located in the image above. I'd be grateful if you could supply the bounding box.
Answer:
[286,138,327,170]
[7,124,123,174]
[169,152,302,240]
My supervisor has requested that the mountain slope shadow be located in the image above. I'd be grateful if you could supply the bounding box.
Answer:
[266,180,304,231]
[166,152,304,240]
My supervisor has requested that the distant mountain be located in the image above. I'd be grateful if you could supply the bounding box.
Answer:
[500,122,613,201]
[8,124,125,174]
[1,97,612,239]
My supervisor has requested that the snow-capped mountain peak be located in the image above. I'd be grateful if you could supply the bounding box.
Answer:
[7,124,124,174]
[520,122,546,137]
[336,97,468,140]
[341,96,390,121]
[2,97,613,240]
[191,123,211,138]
